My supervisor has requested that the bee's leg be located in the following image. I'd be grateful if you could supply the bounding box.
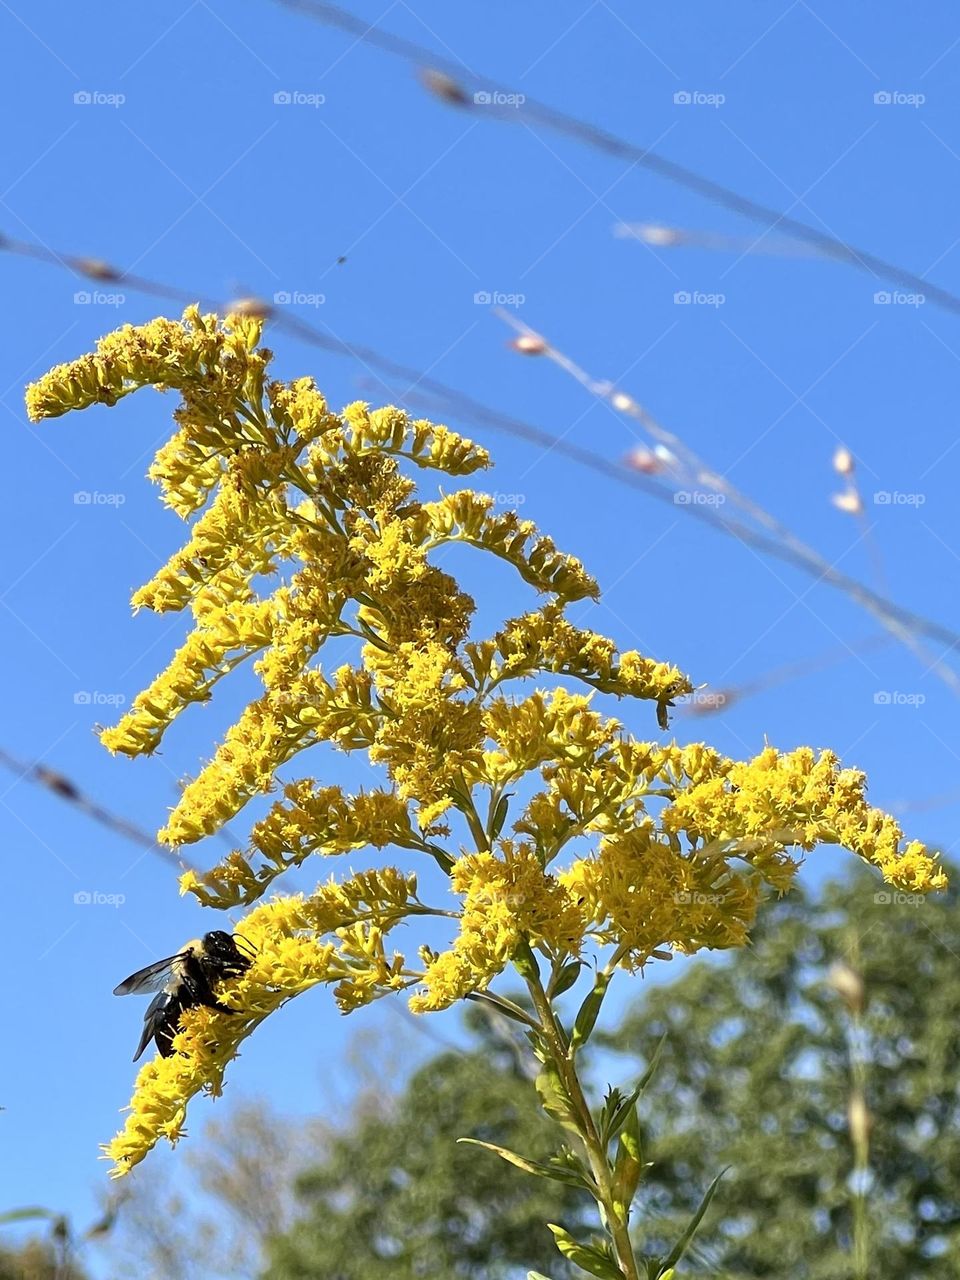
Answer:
[189,969,241,1015]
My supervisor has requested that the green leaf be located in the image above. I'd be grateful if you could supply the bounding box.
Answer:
[528,1273,555,1280]
[535,1063,580,1133]
[424,842,455,873]
[457,1138,593,1190]
[465,990,536,1028]
[550,958,583,999]
[490,791,512,839]
[658,1167,728,1272]
[571,971,610,1051]
[513,941,541,983]
[0,1207,56,1225]
[634,1031,668,1094]
[611,1103,644,1210]
[603,1092,634,1147]
[548,1225,624,1280]
[619,1102,642,1164]
[600,1084,625,1120]
[525,1028,548,1062]
[602,1033,668,1146]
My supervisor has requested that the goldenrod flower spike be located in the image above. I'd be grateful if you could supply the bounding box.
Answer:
[105,868,423,1174]
[25,311,945,1198]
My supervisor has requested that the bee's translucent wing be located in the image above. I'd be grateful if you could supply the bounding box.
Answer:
[113,952,185,996]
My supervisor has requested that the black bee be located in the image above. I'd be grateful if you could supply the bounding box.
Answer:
[113,931,254,1062]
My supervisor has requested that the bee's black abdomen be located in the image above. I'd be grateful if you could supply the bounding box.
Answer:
[133,991,185,1062]
[153,994,188,1058]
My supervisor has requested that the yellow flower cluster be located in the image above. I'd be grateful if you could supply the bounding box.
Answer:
[105,868,419,1174]
[659,745,948,894]
[25,308,268,425]
[181,783,419,908]
[561,824,764,960]
[465,602,690,715]
[411,842,586,1011]
[26,310,946,1176]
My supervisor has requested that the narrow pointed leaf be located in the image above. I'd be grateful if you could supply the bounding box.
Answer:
[635,1032,668,1095]
[604,1034,668,1145]
[465,990,536,1028]
[490,791,511,839]
[548,1225,624,1280]
[0,1207,55,1225]
[535,1063,580,1133]
[659,1168,729,1272]
[424,843,455,873]
[458,1139,592,1189]
[571,971,610,1050]
[611,1103,644,1210]
[550,958,583,998]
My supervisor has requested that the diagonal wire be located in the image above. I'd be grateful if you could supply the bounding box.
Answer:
[491,310,960,695]
[274,0,960,318]
[678,633,894,716]
[0,744,198,872]
[5,232,960,655]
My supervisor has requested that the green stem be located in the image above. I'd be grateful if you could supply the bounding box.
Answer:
[520,944,641,1280]
[455,776,490,852]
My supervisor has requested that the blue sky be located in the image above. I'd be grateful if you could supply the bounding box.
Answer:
[2,0,960,1265]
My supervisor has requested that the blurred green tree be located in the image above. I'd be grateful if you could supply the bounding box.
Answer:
[263,1009,580,1280]
[101,1014,577,1279]
[602,867,960,1276]
[0,1216,87,1280]
[101,1100,318,1280]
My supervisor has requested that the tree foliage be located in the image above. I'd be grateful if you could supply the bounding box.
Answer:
[602,869,960,1276]
[264,1012,578,1280]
